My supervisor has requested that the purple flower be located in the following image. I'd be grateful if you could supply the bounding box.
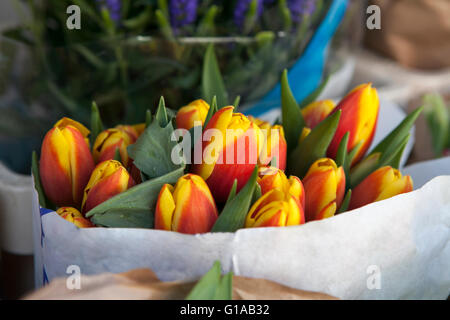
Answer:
[233,0,264,29]
[288,0,317,23]
[169,0,199,29]
[96,0,122,23]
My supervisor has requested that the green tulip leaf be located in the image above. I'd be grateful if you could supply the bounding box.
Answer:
[370,107,422,157]
[31,151,55,210]
[344,141,363,177]
[385,134,410,170]
[211,167,258,233]
[288,110,341,178]
[349,152,380,188]
[281,69,305,154]
[196,5,219,37]
[128,116,185,180]
[113,147,122,163]
[214,272,233,300]
[423,94,449,156]
[225,179,238,204]
[338,189,352,214]
[86,167,185,228]
[335,131,349,168]
[278,0,292,31]
[251,183,262,206]
[233,95,241,110]
[202,44,228,108]
[186,261,232,300]
[155,9,173,39]
[203,96,219,129]
[155,96,169,128]
[90,102,104,146]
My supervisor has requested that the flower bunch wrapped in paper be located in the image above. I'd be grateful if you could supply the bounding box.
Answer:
[32,71,450,300]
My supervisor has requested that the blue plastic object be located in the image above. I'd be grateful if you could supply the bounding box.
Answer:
[244,0,349,117]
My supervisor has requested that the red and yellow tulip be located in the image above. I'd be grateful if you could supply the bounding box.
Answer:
[39,117,95,208]
[302,158,346,222]
[192,106,263,203]
[81,160,135,213]
[301,100,336,129]
[175,99,210,131]
[257,166,305,212]
[245,189,304,228]
[349,166,413,210]
[56,207,94,228]
[327,83,380,166]
[155,174,218,234]
[248,117,287,170]
[93,126,139,168]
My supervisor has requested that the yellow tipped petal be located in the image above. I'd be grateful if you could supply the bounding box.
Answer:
[155,184,176,231]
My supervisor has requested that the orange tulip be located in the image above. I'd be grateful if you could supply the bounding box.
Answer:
[245,189,304,228]
[302,158,346,222]
[56,207,94,228]
[130,123,146,137]
[93,126,139,168]
[327,84,380,166]
[248,117,287,170]
[257,166,305,213]
[155,174,218,234]
[175,99,210,131]
[349,166,413,210]
[82,160,135,213]
[301,100,336,129]
[192,106,263,203]
[39,118,95,208]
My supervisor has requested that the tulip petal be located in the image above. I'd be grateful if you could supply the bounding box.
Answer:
[155,184,175,231]
[82,161,133,213]
[172,175,218,234]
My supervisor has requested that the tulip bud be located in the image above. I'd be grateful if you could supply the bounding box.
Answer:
[327,84,380,166]
[192,106,264,203]
[245,189,304,228]
[39,117,95,208]
[175,99,210,131]
[131,123,146,137]
[93,126,138,168]
[56,207,94,228]
[82,160,135,213]
[248,117,287,170]
[299,127,311,144]
[302,158,346,222]
[301,100,336,129]
[115,125,140,141]
[349,166,413,210]
[257,167,305,212]
[155,174,218,234]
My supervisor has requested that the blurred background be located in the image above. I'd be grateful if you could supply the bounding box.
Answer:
[0,0,449,299]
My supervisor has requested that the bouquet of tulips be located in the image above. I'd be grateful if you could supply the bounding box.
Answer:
[33,69,422,234]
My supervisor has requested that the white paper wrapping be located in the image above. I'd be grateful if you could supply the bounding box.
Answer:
[32,170,450,299]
